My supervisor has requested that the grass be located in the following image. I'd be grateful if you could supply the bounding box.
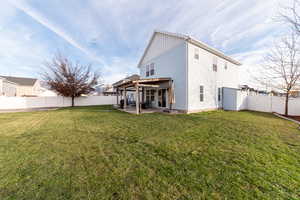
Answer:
[0,105,300,200]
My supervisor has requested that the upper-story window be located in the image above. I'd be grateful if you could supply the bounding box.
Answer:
[146,65,150,77]
[224,62,228,70]
[150,63,155,75]
[200,85,204,102]
[194,48,199,60]
[213,57,218,72]
[146,63,155,77]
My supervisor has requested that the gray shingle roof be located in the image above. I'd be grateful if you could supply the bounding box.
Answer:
[0,76,37,86]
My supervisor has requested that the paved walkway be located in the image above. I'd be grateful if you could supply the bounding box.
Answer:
[0,107,59,113]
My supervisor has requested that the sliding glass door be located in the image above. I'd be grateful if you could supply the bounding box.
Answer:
[158,89,167,108]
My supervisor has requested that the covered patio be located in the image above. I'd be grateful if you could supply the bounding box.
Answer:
[113,77,175,114]
[114,106,165,114]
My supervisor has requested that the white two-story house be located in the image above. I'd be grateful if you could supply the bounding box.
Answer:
[0,76,41,97]
[114,30,242,114]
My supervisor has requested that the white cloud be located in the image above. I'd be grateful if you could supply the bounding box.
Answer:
[10,0,107,66]
[0,0,294,86]
[0,3,44,77]
[101,57,139,84]
[0,2,16,26]
[0,25,49,77]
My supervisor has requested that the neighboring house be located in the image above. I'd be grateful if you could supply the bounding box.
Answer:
[0,76,41,97]
[271,90,300,98]
[289,90,300,98]
[102,87,117,96]
[0,77,17,97]
[94,84,118,96]
[39,87,57,97]
[114,30,242,113]
[38,81,57,97]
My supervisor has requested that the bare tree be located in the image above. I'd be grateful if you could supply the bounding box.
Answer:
[280,0,300,35]
[43,53,100,107]
[261,32,300,116]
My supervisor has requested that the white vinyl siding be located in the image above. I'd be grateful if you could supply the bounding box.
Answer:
[141,32,183,65]
[187,42,239,112]
[140,39,187,110]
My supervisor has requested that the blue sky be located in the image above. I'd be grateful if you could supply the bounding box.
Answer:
[0,0,291,86]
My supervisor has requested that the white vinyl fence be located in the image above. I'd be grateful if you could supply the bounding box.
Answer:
[247,95,300,116]
[0,96,116,110]
[224,89,300,116]
[1,91,299,116]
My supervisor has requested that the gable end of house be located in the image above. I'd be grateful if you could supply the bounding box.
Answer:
[137,30,242,68]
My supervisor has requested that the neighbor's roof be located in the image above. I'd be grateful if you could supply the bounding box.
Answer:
[0,76,37,86]
[138,30,242,67]
[0,77,18,85]
[103,87,116,93]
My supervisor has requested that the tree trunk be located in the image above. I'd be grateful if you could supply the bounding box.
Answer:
[71,96,75,107]
[285,92,289,116]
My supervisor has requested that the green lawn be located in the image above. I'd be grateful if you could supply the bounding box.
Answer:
[0,106,300,200]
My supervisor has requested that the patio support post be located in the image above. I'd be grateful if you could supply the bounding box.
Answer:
[123,87,127,109]
[116,88,119,105]
[168,88,171,110]
[135,84,140,114]
[168,80,171,110]
[142,87,145,104]
[168,80,173,110]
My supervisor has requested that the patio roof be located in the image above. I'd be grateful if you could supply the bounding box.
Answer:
[113,77,172,89]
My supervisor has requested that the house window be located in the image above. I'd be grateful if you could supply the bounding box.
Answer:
[146,65,150,77]
[218,88,222,101]
[200,86,204,102]
[146,89,155,102]
[224,62,228,70]
[151,90,155,101]
[146,90,150,102]
[213,57,218,72]
[150,63,155,75]
[194,48,199,60]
